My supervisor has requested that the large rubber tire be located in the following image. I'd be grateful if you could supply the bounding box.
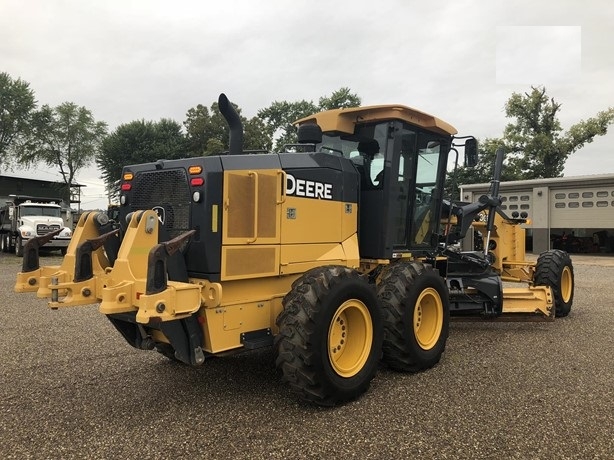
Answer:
[275,266,383,406]
[378,262,450,372]
[0,234,7,253]
[534,249,574,317]
[15,235,23,257]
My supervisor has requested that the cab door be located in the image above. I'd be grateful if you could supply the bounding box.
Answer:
[387,126,449,253]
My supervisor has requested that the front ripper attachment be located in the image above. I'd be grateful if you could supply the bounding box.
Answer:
[20,227,63,273]
[14,212,111,300]
[99,211,205,365]
[98,210,202,324]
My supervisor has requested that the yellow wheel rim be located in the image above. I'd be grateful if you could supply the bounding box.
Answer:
[561,266,573,303]
[413,287,443,350]
[328,299,373,378]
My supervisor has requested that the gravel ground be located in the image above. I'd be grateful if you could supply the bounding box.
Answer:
[1,253,613,459]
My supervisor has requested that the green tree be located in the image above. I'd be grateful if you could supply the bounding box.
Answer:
[258,87,361,151]
[0,72,36,168]
[257,99,318,151]
[184,101,271,156]
[503,86,614,179]
[184,103,223,156]
[318,87,361,110]
[97,118,187,194]
[243,116,272,152]
[18,102,107,187]
[451,86,614,197]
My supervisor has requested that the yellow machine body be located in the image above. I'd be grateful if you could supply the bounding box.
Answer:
[14,95,573,408]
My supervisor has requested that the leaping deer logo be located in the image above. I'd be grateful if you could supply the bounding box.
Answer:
[152,206,165,224]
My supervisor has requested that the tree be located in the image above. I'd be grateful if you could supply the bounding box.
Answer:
[258,87,361,151]
[18,102,107,187]
[0,72,36,168]
[184,103,224,156]
[503,86,614,179]
[257,99,318,151]
[243,116,272,152]
[184,101,271,156]
[318,87,362,111]
[183,88,361,155]
[451,86,614,196]
[97,118,187,195]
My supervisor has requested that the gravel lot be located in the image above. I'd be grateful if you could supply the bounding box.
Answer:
[1,253,613,459]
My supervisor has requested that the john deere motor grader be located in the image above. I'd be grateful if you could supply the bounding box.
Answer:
[15,94,574,406]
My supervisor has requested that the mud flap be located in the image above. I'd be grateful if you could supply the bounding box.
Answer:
[159,315,205,365]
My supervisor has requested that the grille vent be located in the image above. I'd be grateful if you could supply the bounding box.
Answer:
[36,224,61,236]
[131,169,191,238]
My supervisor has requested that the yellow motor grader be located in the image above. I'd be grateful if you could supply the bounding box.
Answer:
[15,94,573,406]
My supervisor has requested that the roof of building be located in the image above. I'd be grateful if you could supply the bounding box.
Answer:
[0,172,84,187]
[461,173,614,191]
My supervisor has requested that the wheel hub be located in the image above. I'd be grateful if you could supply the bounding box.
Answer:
[328,299,373,378]
[413,287,443,350]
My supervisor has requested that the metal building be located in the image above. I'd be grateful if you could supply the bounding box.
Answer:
[460,173,614,254]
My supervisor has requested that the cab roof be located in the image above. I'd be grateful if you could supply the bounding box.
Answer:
[295,104,458,137]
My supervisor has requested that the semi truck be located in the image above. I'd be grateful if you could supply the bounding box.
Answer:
[1,195,72,256]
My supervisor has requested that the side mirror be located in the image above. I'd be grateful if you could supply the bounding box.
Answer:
[464,138,478,167]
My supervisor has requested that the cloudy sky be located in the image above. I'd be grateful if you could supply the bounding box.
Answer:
[1,0,613,209]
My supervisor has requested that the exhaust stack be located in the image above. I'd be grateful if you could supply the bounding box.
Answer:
[218,93,244,156]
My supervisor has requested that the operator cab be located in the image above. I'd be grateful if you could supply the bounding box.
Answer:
[296,106,457,260]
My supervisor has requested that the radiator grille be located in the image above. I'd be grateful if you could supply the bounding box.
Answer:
[131,169,191,238]
[36,224,61,236]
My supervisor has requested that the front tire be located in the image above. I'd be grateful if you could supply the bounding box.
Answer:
[534,249,574,317]
[15,235,23,257]
[378,262,450,372]
[275,266,383,406]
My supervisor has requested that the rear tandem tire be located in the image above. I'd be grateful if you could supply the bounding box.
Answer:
[275,265,383,406]
[377,262,450,372]
[534,249,574,317]
[1,234,7,253]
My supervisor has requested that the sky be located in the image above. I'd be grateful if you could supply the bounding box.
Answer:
[1,0,613,210]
